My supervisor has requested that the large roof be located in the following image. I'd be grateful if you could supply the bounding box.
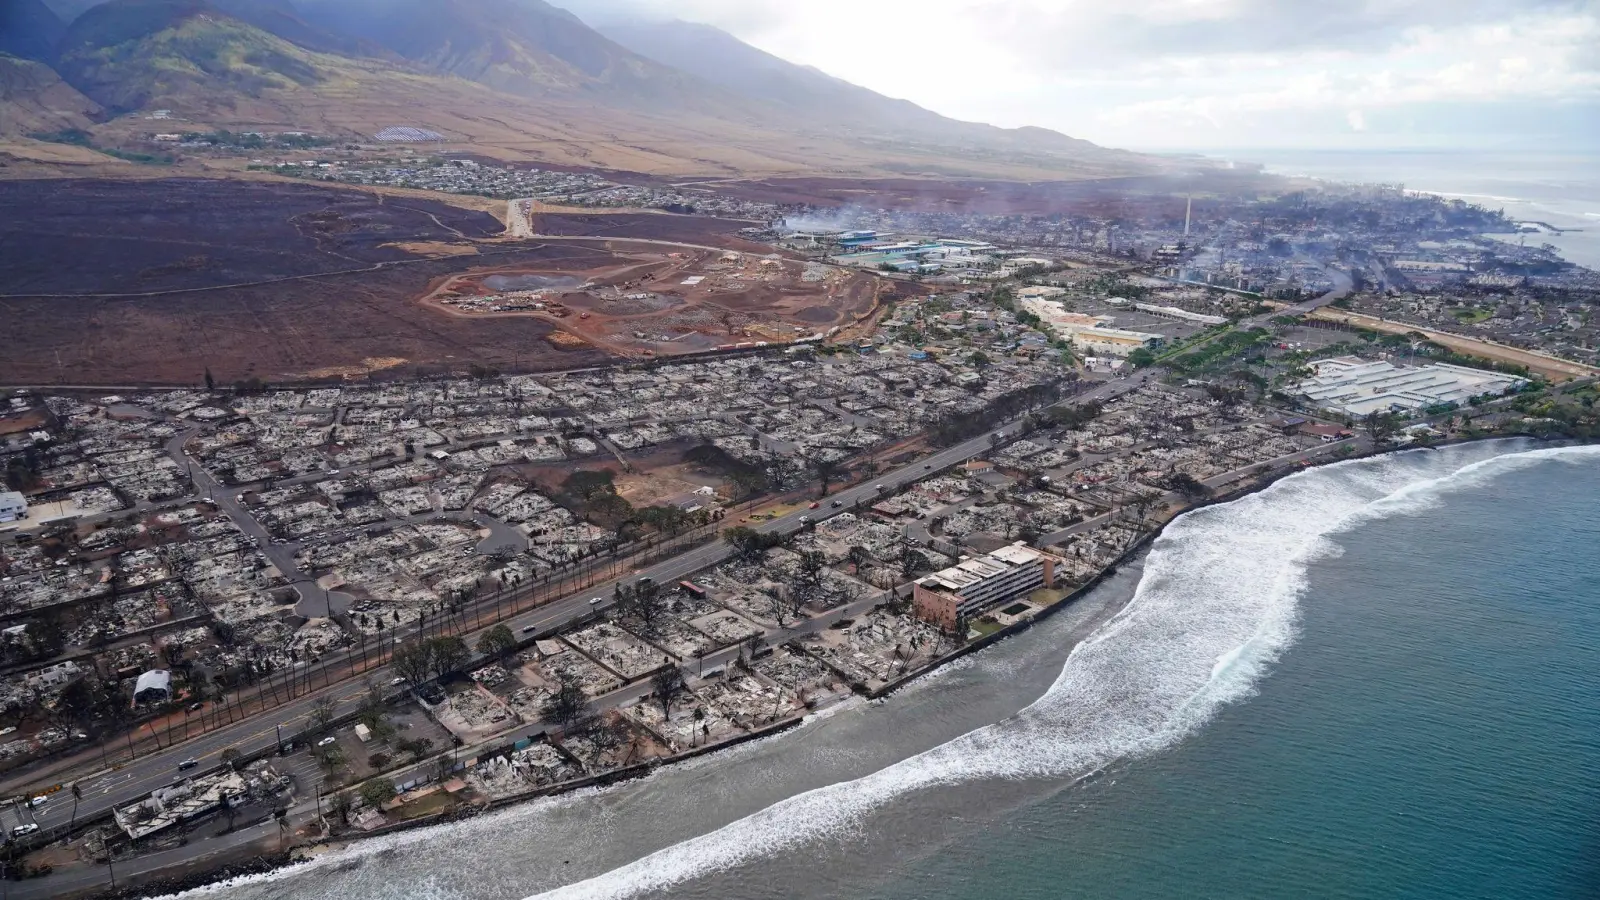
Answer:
[135,670,172,696]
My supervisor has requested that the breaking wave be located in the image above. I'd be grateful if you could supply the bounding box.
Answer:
[530,442,1599,900]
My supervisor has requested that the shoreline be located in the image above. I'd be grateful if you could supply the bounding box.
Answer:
[50,434,1581,900]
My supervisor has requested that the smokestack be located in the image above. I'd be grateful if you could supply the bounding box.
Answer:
[1183,194,1192,240]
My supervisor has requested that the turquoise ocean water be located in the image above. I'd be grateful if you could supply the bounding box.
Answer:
[860,444,1600,900]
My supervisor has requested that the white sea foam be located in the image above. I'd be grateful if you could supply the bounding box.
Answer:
[528,442,1598,900]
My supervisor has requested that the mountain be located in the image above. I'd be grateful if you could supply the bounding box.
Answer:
[55,0,324,114]
[598,19,1115,158]
[292,0,757,116]
[40,0,104,24]
[29,0,1159,180]
[0,52,101,134]
[1,0,67,62]
[205,0,396,59]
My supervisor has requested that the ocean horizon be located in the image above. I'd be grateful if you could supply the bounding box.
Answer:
[1203,148,1600,271]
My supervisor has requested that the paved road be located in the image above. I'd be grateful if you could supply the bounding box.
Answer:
[1248,266,1354,325]
[9,371,1142,850]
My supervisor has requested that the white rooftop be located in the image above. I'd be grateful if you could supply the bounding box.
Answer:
[1295,356,1524,415]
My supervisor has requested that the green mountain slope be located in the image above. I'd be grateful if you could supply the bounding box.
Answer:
[55,0,321,113]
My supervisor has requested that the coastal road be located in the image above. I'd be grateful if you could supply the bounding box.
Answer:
[13,371,1141,846]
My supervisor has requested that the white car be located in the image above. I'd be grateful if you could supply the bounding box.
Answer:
[28,795,48,807]
[317,736,337,747]
[10,823,38,838]
[589,597,603,606]
[390,677,407,686]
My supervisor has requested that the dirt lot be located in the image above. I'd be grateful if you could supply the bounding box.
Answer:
[419,244,881,358]
[0,179,800,386]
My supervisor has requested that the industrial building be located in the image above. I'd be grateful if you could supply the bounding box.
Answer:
[1294,357,1526,416]
[1133,302,1229,326]
[912,542,1064,632]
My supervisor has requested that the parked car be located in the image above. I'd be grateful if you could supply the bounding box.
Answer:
[390,677,407,687]
[187,702,204,712]
[11,824,38,838]
[317,736,337,747]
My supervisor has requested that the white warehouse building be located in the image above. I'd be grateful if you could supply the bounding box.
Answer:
[1294,356,1525,416]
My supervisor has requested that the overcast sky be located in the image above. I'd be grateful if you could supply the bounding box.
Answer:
[573,0,1600,152]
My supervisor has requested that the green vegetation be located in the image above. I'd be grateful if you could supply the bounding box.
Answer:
[1164,327,1272,375]
[475,624,517,659]
[391,635,470,683]
[723,526,786,562]
[183,128,332,148]
[29,128,94,147]
[358,779,397,809]
[29,128,173,165]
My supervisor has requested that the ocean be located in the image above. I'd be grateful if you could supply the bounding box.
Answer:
[178,440,1600,900]
[1213,148,1600,271]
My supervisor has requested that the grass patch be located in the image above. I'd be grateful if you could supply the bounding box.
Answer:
[969,618,1006,638]
[1028,587,1070,606]
[390,790,457,821]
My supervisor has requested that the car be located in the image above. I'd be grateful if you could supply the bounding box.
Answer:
[28,795,47,807]
[316,736,337,747]
[831,499,843,508]
[874,483,884,491]
[187,702,204,712]
[178,758,199,771]
[329,469,341,476]
[924,464,932,470]
[10,824,38,838]
[808,502,819,509]
[798,515,810,526]
[522,624,538,633]
[589,597,603,606]
[390,677,407,687]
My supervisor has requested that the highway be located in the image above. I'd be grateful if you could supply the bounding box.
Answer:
[9,371,1144,844]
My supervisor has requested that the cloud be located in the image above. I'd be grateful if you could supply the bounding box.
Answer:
[566,0,1600,148]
